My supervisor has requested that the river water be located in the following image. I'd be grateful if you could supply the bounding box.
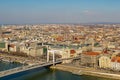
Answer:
[0,61,23,71]
[12,69,115,80]
[0,61,115,80]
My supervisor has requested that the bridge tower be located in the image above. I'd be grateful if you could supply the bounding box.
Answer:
[47,50,55,66]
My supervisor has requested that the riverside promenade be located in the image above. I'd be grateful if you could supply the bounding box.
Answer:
[0,53,45,65]
[51,64,120,80]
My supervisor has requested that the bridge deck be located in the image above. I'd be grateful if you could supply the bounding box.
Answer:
[0,61,61,78]
[0,57,80,78]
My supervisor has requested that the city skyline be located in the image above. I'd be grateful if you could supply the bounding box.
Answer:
[0,0,120,24]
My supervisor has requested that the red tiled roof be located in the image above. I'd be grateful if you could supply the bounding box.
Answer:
[117,58,120,63]
[85,52,100,56]
[70,49,76,54]
[111,57,120,63]
[111,57,116,62]
[9,44,15,48]
[56,36,64,41]
[103,50,108,54]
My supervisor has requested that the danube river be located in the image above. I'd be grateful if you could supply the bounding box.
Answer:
[0,61,22,71]
[0,61,115,80]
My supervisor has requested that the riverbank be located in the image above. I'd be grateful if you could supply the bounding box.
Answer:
[0,53,44,65]
[50,64,120,80]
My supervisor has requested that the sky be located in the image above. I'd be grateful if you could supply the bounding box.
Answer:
[0,0,120,24]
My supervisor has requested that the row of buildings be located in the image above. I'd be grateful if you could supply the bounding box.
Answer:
[0,41,47,57]
[81,51,120,71]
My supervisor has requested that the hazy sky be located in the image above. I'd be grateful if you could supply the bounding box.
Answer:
[0,0,120,24]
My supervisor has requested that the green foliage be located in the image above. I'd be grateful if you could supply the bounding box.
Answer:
[0,42,5,48]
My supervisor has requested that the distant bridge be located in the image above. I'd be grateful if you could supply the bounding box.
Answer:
[0,57,80,79]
